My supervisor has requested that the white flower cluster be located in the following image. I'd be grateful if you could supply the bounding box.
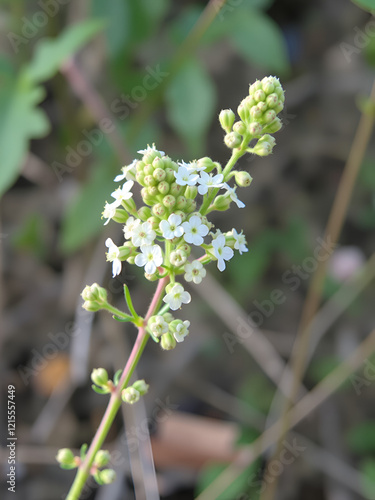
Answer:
[97,78,284,348]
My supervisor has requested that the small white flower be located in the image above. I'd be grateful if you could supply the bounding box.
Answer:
[232,228,248,255]
[149,315,169,337]
[135,244,163,275]
[174,166,199,186]
[212,234,234,272]
[197,171,224,195]
[137,144,165,156]
[105,238,122,277]
[114,159,137,182]
[131,222,156,247]
[222,183,245,208]
[111,180,134,208]
[184,260,206,284]
[182,215,209,246]
[178,160,206,173]
[160,214,184,240]
[173,320,190,343]
[102,202,117,225]
[163,283,191,311]
[123,217,141,240]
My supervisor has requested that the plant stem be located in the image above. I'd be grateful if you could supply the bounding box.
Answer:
[66,277,169,500]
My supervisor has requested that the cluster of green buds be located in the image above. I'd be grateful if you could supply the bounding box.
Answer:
[220,75,284,157]
[82,76,284,351]
[121,379,149,404]
[56,446,116,485]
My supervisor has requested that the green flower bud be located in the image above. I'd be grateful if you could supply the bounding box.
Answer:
[254,89,266,103]
[81,283,106,302]
[212,194,231,211]
[169,182,183,197]
[136,161,145,173]
[122,386,140,404]
[138,206,152,221]
[250,105,263,120]
[152,156,164,169]
[177,243,191,256]
[266,93,278,108]
[82,301,101,312]
[94,450,111,468]
[144,174,157,187]
[185,199,196,212]
[133,379,149,395]
[248,122,263,136]
[91,368,109,387]
[123,198,136,213]
[147,216,160,230]
[224,131,242,149]
[158,181,170,195]
[262,78,275,95]
[274,102,284,114]
[97,469,116,485]
[170,249,187,267]
[143,151,158,165]
[197,157,216,172]
[153,168,166,182]
[136,172,146,186]
[144,164,154,176]
[145,271,159,281]
[163,194,176,209]
[160,332,176,350]
[152,203,166,218]
[219,109,235,132]
[184,186,197,200]
[263,109,276,124]
[141,187,154,205]
[252,134,276,156]
[237,102,250,123]
[174,210,187,222]
[118,246,132,260]
[56,448,76,467]
[112,209,129,224]
[234,171,253,187]
[263,117,282,133]
[233,121,246,135]
[174,196,185,210]
[249,80,262,94]
[127,256,136,265]
[165,168,176,183]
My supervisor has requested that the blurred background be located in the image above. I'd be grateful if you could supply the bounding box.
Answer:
[1,0,375,499]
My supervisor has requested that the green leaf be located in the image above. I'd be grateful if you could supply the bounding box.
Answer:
[22,19,106,84]
[92,385,110,395]
[0,79,50,196]
[230,9,290,74]
[346,422,375,454]
[112,315,134,323]
[165,59,216,156]
[113,369,122,386]
[60,162,116,254]
[12,213,47,259]
[80,443,88,461]
[237,374,275,414]
[352,0,375,12]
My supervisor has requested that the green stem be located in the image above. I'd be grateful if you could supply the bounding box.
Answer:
[66,277,169,500]
[103,303,133,321]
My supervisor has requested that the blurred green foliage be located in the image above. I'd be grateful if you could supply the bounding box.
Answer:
[0,0,290,252]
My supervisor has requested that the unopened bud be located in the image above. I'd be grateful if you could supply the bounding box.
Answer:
[160,332,177,350]
[56,448,76,467]
[224,131,242,149]
[94,450,110,468]
[234,171,253,187]
[219,109,235,132]
[97,469,116,485]
[91,368,109,387]
[211,194,231,211]
[122,387,140,404]
[133,379,149,395]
